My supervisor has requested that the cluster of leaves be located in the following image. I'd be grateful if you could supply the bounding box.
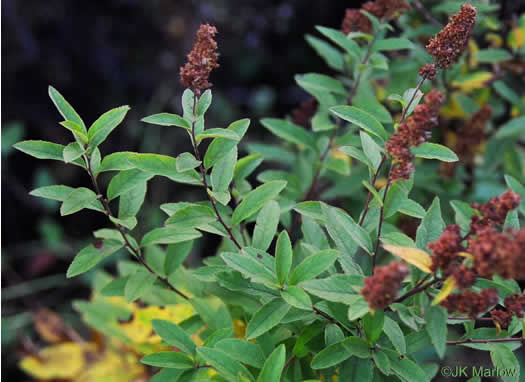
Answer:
[14,1,525,381]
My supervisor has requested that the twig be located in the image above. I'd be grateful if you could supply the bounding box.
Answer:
[448,316,492,321]
[358,154,387,226]
[372,177,392,269]
[393,278,441,304]
[189,92,243,250]
[83,155,190,300]
[282,354,296,376]
[312,306,345,330]
[400,73,428,122]
[447,337,525,345]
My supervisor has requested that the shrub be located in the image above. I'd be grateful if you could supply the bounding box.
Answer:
[15,1,525,381]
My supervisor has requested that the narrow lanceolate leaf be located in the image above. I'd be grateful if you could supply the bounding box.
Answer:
[416,197,445,250]
[383,316,406,354]
[382,245,432,273]
[196,347,254,381]
[30,185,104,212]
[140,227,202,247]
[374,38,414,51]
[107,169,153,201]
[426,305,447,359]
[337,146,373,169]
[60,121,88,144]
[385,349,429,382]
[140,352,194,369]
[211,147,237,193]
[14,140,66,161]
[489,344,520,382]
[215,339,266,368]
[315,26,361,57]
[295,73,347,95]
[275,231,293,285]
[322,204,373,254]
[246,298,291,339]
[360,131,383,171]
[257,344,286,382]
[260,118,317,151]
[301,275,362,304]
[176,152,201,172]
[60,187,99,216]
[204,119,250,169]
[109,216,137,230]
[196,89,212,116]
[62,142,85,164]
[411,143,458,162]
[67,240,123,278]
[124,269,157,302]
[48,86,86,132]
[97,151,135,173]
[232,180,287,226]
[305,35,345,71]
[494,115,525,139]
[252,201,280,251]
[281,286,312,310]
[363,311,384,344]
[165,204,216,227]
[311,340,352,369]
[119,181,147,218]
[234,153,263,182]
[127,153,201,185]
[87,106,130,150]
[141,113,191,129]
[432,276,456,306]
[152,319,196,355]
[289,249,340,285]
[196,128,241,141]
[329,106,387,141]
[221,252,275,284]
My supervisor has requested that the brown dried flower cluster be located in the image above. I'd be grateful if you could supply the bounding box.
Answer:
[292,98,318,128]
[426,4,477,69]
[180,24,220,93]
[470,190,521,233]
[361,261,409,310]
[341,0,410,34]
[386,90,445,181]
[490,292,525,330]
[428,224,463,276]
[419,63,437,81]
[467,226,525,279]
[440,288,498,318]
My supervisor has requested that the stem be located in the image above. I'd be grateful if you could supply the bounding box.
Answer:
[448,317,492,321]
[313,306,345,330]
[83,156,189,300]
[393,278,441,304]
[189,92,243,250]
[447,337,525,345]
[400,73,428,123]
[372,177,391,269]
[358,154,387,226]
[281,355,296,376]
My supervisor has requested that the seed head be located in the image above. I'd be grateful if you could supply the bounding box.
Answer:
[341,0,409,34]
[440,288,498,319]
[490,309,512,330]
[361,262,409,310]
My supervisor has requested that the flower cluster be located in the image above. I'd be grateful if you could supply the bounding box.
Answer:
[490,293,525,330]
[440,288,498,319]
[419,63,437,81]
[341,0,410,34]
[386,90,445,181]
[426,4,477,69]
[428,224,463,276]
[292,98,318,128]
[361,262,409,310]
[470,190,521,232]
[180,24,220,93]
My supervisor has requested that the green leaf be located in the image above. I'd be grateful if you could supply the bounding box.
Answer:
[119,181,147,218]
[196,128,241,141]
[232,180,287,226]
[281,286,312,310]
[176,152,201,172]
[342,336,371,358]
[215,339,265,369]
[399,199,426,219]
[67,240,123,278]
[416,197,445,250]
[14,140,66,161]
[48,86,86,132]
[152,319,196,355]
[141,352,194,369]
[140,227,201,247]
[289,249,340,285]
[293,201,324,222]
[425,305,447,359]
[338,146,373,169]
[402,88,424,117]
[385,349,429,382]
[494,116,525,139]
[489,344,520,382]
[165,204,216,227]
[141,113,191,129]
[256,344,286,382]
[374,38,414,51]
[330,106,387,141]
[196,347,254,381]
[204,119,250,169]
[340,357,373,381]
[363,310,384,344]
[383,316,406,355]
[322,204,373,254]
[196,89,212,116]
[97,151,135,173]
[347,296,369,321]
[362,180,384,206]
[252,201,280,251]
[315,26,361,57]
[164,242,193,275]
[107,169,153,201]
[211,147,237,193]
[360,131,383,171]
[60,121,88,144]
[311,340,352,369]
[246,298,291,340]
[295,73,347,95]
[109,216,137,230]
[128,153,201,185]
[60,187,99,216]
[150,369,185,382]
[275,231,293,285]
[221,252,275,284]
[411,143,458,162]
[260,119,317,151]
[302,275,362,303]
[87,106,130,150]
[476,49,513,63]
[373,350,391,376]
[124,269,157,302]
[234,153,264,182]
[100,276,128,297]
[493,81,524,112]
[30,185,104,212]
[305,35,344,71]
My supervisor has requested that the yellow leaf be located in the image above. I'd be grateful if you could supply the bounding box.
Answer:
[19,342,87,379]
[457,251,474,260]
[508,15,525,50]
[486,33,503,48]
[332,147,350,163]
[382,245,433,273]
[76,350,147,382]
[233,319,247,339]
[452,72,493,93]
[432,276,456,306]
[468,40,479,68]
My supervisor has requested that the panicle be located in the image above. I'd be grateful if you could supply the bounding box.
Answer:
[419,63,437,80]
[180,24,220,93]
[470,190,521,232]
[341,0,409,34]
[361,262,409,310]
[440,288,498,319]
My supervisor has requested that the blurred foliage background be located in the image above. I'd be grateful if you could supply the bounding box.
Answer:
[3,0,525,380]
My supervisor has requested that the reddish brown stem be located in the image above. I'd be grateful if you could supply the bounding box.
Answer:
[393,278,441,304]
[447,337,525,345]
